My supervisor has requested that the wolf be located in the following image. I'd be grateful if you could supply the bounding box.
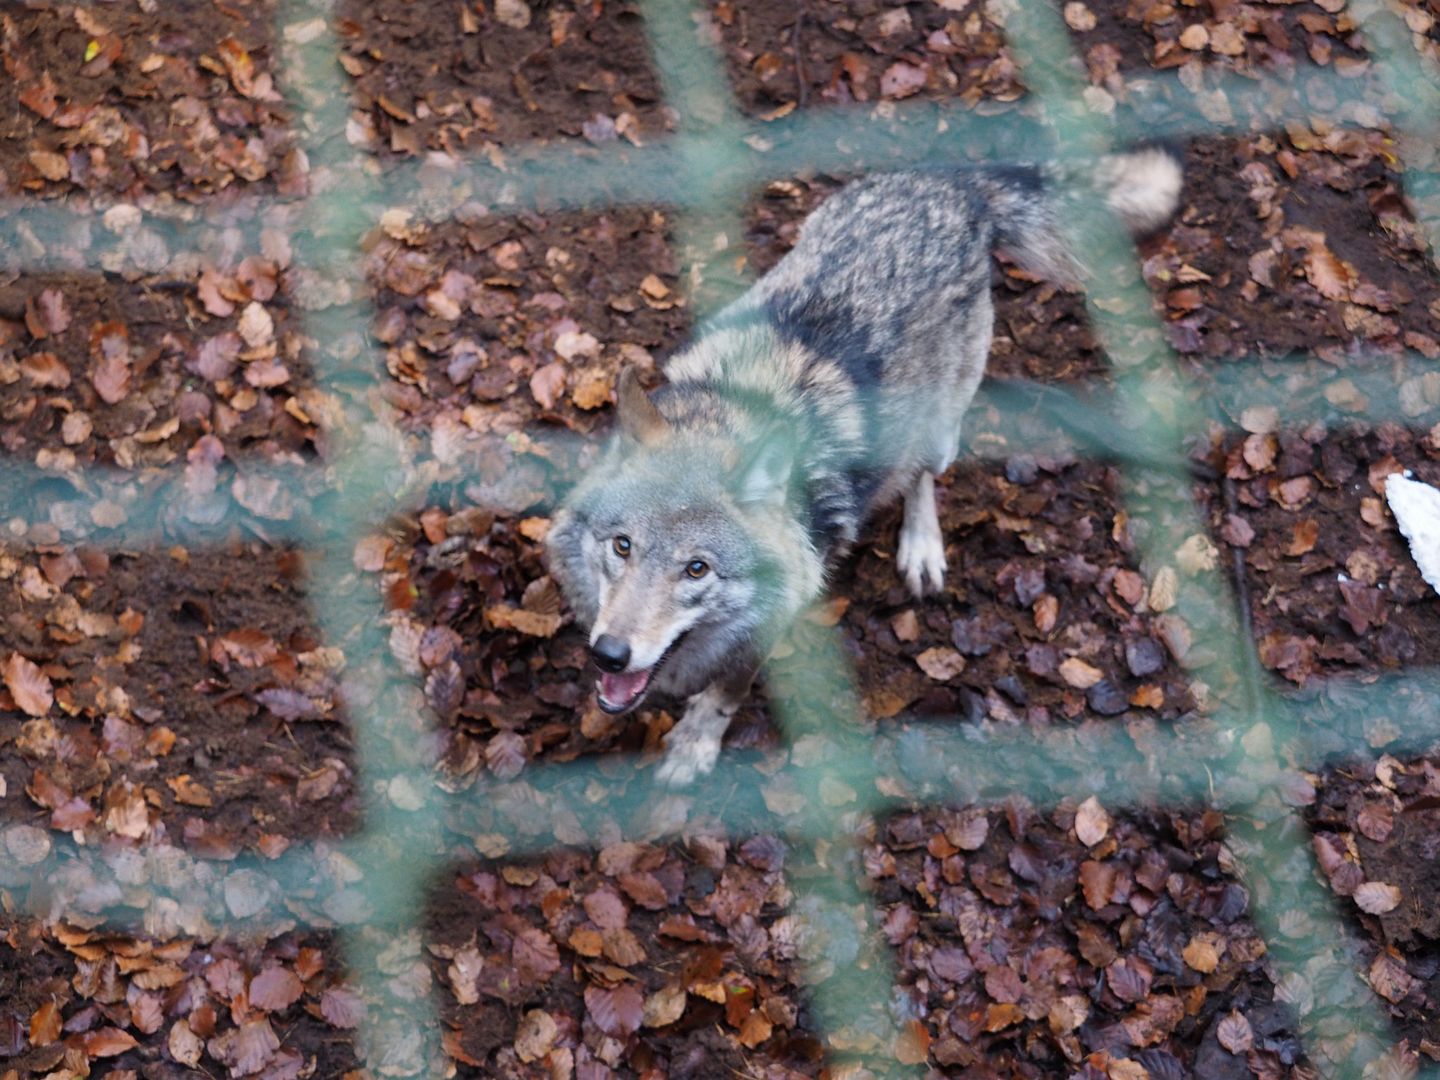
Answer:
[545,147,1184,785]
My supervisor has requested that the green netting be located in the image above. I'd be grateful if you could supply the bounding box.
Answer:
[1,0,1438,1076]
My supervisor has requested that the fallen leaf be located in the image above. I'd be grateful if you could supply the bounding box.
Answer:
[495,0,532,27]
[83,1027,139,1057]
[880,61,927,99]
[1074,796,1110,846]
[1216,1011,1253,1053]
[29,1001,61,1047]
[1369,951,1417,1003]
[20,352,71,388]
[4,653,53,717]
[585,983,643,1038]
[514,1009,558,1062]
[168,1018,204,1067]
[249,967,303,1012]
[915,646,965,681]
[1182,936,1220,973]
[642,985,687,1028]
[1059,656,1103,689]
[1354,881,1402,914]
[1062,2,1097,31]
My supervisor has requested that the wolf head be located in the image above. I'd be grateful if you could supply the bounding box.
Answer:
[545,368,820,714]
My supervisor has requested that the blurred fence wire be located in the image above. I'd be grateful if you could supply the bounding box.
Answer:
[2,0,1439,1076]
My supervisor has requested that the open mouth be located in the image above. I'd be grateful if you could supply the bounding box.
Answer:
[596,633,688,714]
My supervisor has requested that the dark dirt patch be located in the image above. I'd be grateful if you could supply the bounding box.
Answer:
[367,206,688,440]
[1307,753,1440,1050]
[0,0,295,200]
[0,541,358,851]
[1204,424,1440,685]
[2,0,1439,1074]
[841,458,1192,727]
[709,0,1022,116]
[0,270,317,470]
[337,0,671,157]
[1153,137,1440,365]
[875,803,1297,1076]
[1067,0,1368,76]
[0,918,361,1077]
[426,841,820,1077]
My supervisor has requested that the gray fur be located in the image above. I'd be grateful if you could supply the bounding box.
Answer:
[545,148,1184,784]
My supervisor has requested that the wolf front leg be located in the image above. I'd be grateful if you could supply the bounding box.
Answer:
[654,668,756,787]
[896,470,946,597]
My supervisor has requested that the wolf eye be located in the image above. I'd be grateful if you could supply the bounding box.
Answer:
[684,559,709,579]
[612,535,631,558]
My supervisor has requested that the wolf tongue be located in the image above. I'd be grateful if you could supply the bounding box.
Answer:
[601,668,651,706]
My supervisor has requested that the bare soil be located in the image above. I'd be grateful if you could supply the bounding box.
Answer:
[1,0,1438,1076]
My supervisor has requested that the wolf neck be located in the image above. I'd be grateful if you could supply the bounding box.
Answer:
[661,308,869,555]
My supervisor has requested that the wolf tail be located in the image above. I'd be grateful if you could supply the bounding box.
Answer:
[981,144,1184,284]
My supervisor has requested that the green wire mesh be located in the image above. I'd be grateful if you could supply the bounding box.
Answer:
[2,0,1439,1076]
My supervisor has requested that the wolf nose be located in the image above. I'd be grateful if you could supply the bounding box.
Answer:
[591,634,631,674]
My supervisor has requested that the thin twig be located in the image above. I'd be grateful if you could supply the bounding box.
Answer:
[793,1,809,109]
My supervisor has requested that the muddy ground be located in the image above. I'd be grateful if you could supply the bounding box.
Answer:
[1,0,1439,1077]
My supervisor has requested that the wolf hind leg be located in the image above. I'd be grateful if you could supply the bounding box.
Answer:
[655,669,755,787]
[897,470,945,597]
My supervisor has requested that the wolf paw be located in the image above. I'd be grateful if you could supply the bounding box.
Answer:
[655,731,722,787]
[897,514,946,597]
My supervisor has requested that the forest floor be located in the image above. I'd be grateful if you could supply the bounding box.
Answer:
[1,0,1439,1077]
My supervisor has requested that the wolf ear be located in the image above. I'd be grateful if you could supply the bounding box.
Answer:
[732,426,795,508]
[616,366,669,446]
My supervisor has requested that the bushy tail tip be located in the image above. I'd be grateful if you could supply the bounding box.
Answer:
[1096,146,1184,234]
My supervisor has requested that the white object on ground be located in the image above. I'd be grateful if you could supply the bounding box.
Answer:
[1385,473,1440,598]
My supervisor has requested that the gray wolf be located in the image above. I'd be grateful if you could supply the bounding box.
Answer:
[545,147,1183,785]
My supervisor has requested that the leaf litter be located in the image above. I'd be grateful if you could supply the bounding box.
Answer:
[2,0,1440,1073]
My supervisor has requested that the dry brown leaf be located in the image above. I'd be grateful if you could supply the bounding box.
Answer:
[642,985,687,1028]
[21,352,71,389]
[250,967,303,1012]
[1062,2,1096,29]
[238,301,275,348]
[1216,1011,1253,1053]
[29,149,68,181]
[1074,796,1110,846]
[1059,656,1103,689]
[168,1018,204,1067]
[4,653,53,717]
[571,368,612,410]
[1286,519,1319,556]
[1182,936,1220,974]
[1369,951,1417,1003]
[1304,244,1358,301]
[1179,23,1209,49]
[91,349,132,404]
[1354,881,1402,914]
[530,362,566,409]
[486,605,562,637]
[880,60,927,99]
[495,0,532,27]
[584,983,643,1038]
[738,1009,773,1048]
[514,1009,558,1062]
[1033,593,1059,633]
[1148,567,1179,612]
[29,1001,61,1046]
[916,646,965,681]
[891,609,920,642]
[1079,859,1117,909]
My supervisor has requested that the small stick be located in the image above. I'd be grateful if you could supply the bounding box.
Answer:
[792,1,808,108]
